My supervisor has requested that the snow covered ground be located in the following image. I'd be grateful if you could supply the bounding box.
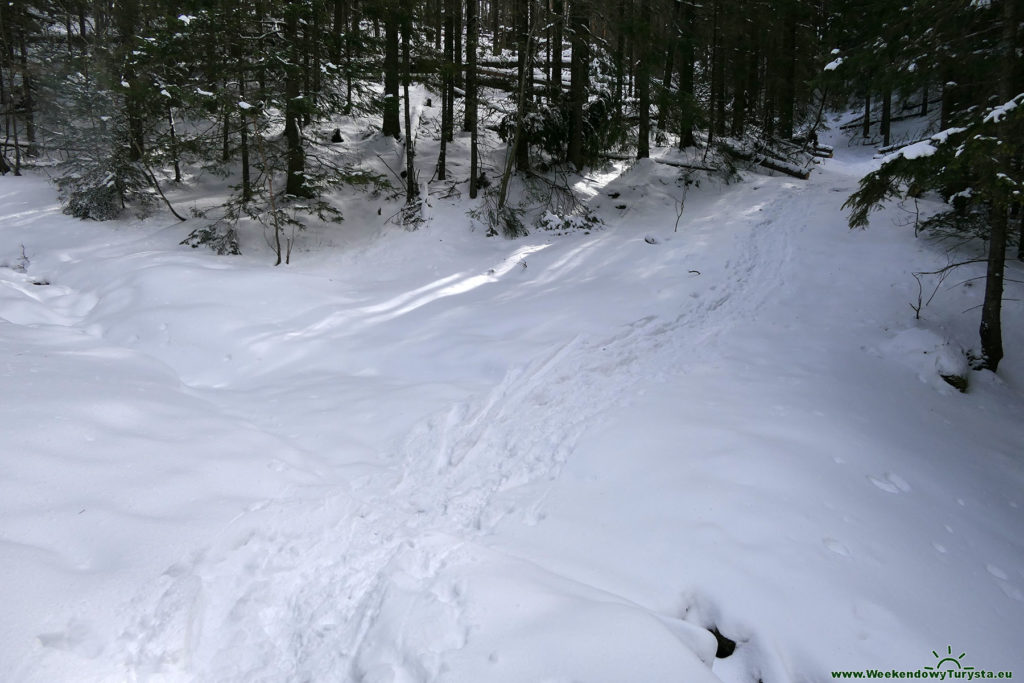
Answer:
[2,115,1023,682]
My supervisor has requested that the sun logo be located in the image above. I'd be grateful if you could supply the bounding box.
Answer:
[924,645,975,671]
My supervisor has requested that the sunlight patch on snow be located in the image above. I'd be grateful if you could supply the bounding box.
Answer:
[360,273,464,315]
[1,207,62,223]
[384,243,551,316]
[285,244,551,337]
[532,240,604,286]
[367,243,549,318]
[282,273,465,339]
[574,162,627,198]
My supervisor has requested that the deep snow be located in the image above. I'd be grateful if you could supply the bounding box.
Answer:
[1,114,1023,682]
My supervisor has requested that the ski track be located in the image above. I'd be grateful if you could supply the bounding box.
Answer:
[18,167,810,681]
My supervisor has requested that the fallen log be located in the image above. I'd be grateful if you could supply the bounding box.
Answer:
[786,134,833,158]
[757,156,810,179]
[601,152,715,172]
[719,139,810,179]
[876,136,931,155]
[477,66,570,92]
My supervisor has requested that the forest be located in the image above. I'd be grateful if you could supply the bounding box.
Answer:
[2,2,1021,369]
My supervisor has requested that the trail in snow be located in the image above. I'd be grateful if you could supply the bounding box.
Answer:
[96,164,811,681]
[6,120,1021,682]
[4,156,816,682]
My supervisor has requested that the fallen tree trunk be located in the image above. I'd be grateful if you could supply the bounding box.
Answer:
[602,152,715,172]
[479,58,557,69]
[876,137,931,155]
[477,66,570,92]
[719,139,810,179]
[757,156,810,179]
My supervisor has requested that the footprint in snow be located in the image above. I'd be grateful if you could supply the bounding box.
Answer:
[823,537,851,557]
[37,618,104,658]
[868,472,911,494]
[986,564,1008,580]
[986,565,1024,601]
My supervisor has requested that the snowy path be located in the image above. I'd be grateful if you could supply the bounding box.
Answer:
[3,131,1023,682]
[108,168,804,681]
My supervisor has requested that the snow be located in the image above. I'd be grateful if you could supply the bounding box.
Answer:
[824,57,844,71]
[931,126,966,144]
[883,139,938,163]
[1,113,1023,683]
[983,93,1024,124]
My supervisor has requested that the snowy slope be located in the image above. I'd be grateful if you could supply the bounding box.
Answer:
[1,117,1022,682]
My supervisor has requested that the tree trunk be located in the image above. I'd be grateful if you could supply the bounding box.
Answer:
[613,0,624,110]
[1,39,20,175]
[880,86,891,147]
[402,0,417,202]
[862,89,871,138]
[657,0,682,133]
[117,0,144,161]
[454,0,463,89]
[777,8,796,139]
[16,16,34,154]
[437,0,454,179]
[467,0,479,198]
[636,0,651,158]
[714,53,726,137]
[730,6,749,136]
[551,0,563,102]
[980,204,1007,370]
[167,106,181,183]
[434,0,443,50]
[230,10,251,201]
[284,1,309,197]
[707,0,721,146]
[744,26,761,137]
[497,16,533,216]
[980,0,1021,365]
[491,0,501,55]
[238,87,251,201]
[1017,208,1023,262]
[347,0,357,113]
[676,0,695,148]
[222,103,231,161]
[445,0,456,143]
[514,0,530,170]
[382,0,401,138]
[333,0,345,65]
[567,0,588,170]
